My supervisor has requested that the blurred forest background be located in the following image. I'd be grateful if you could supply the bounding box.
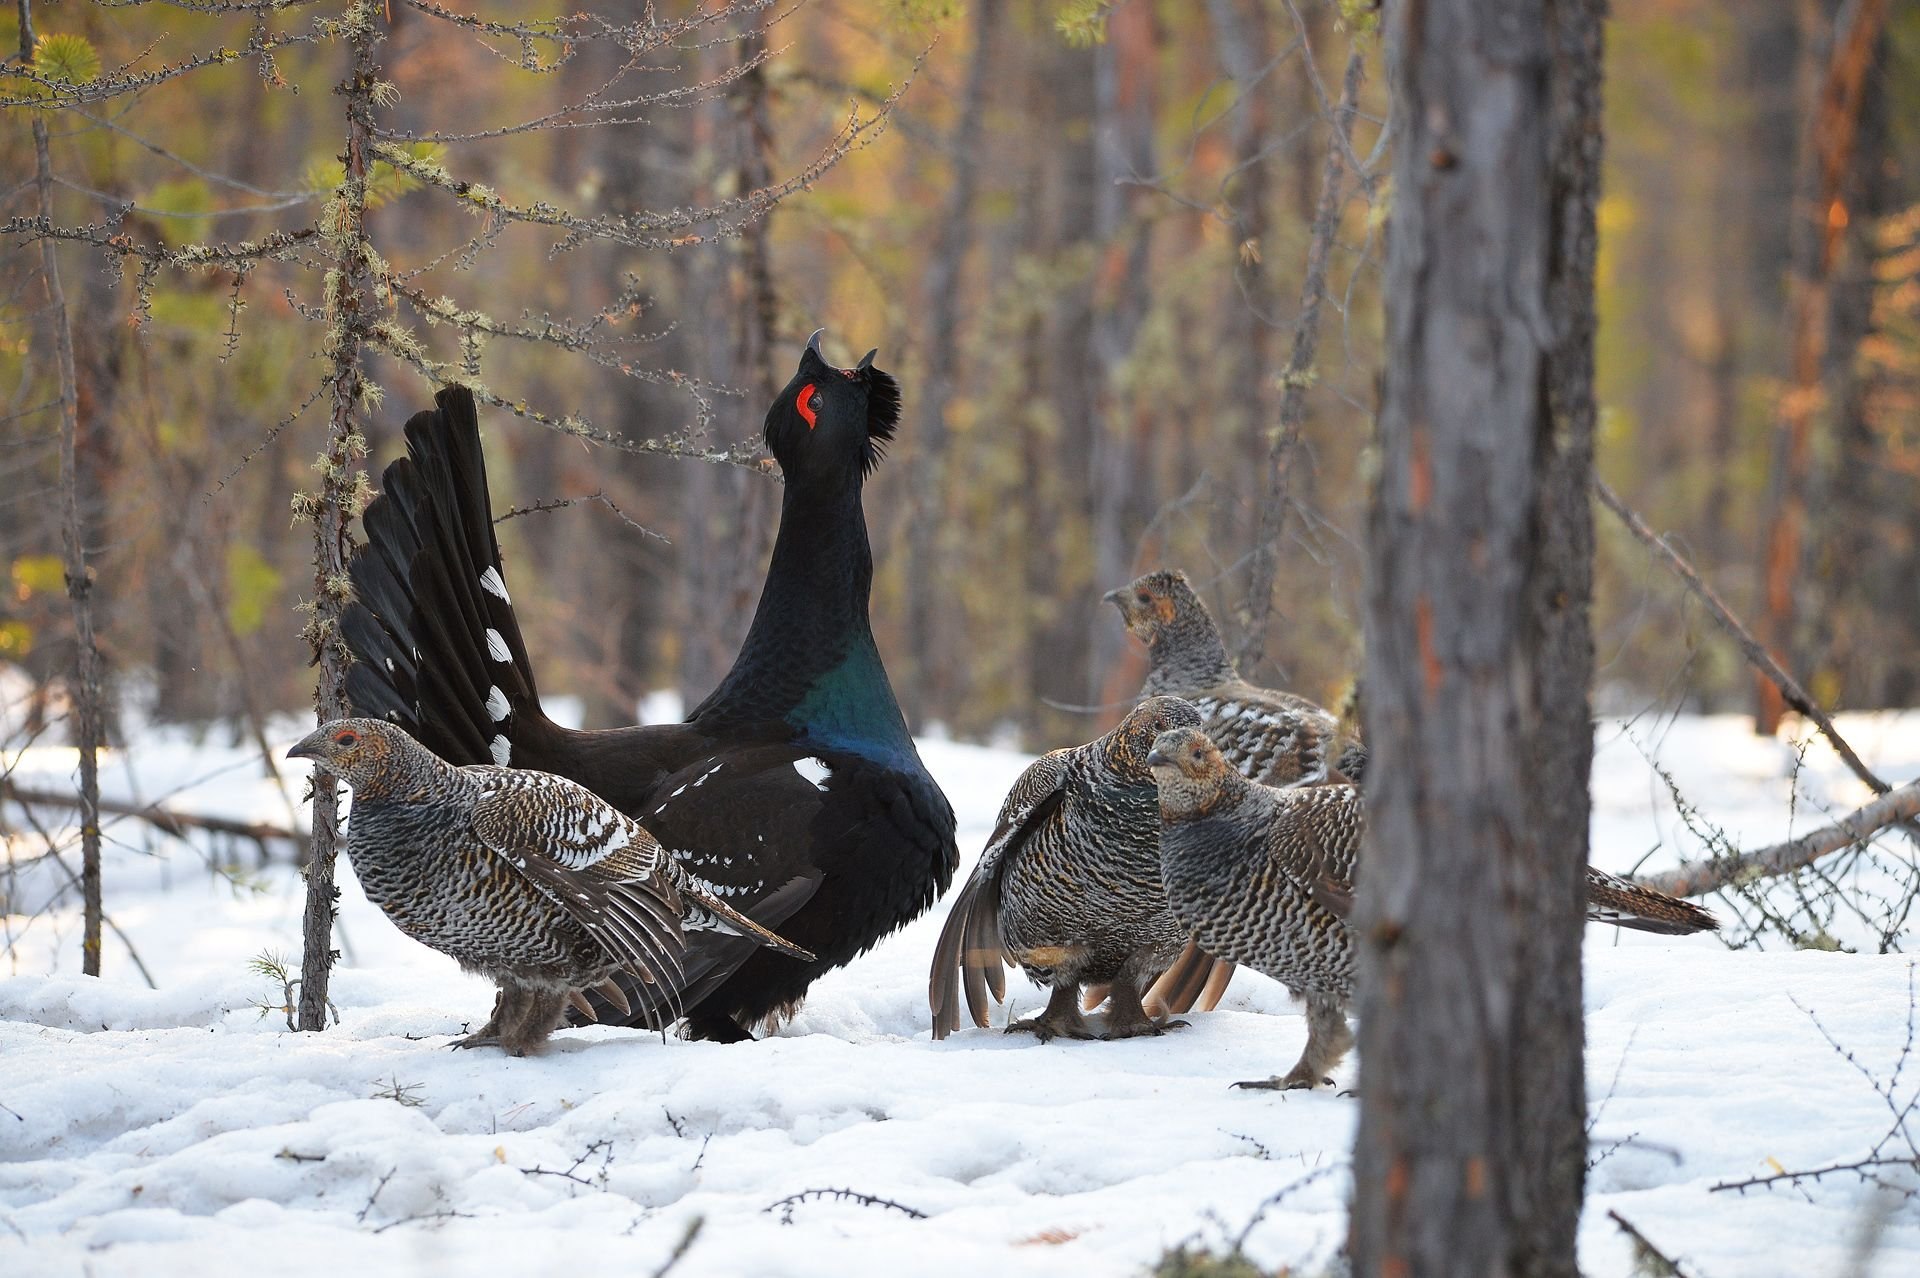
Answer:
[4,0,1919,752]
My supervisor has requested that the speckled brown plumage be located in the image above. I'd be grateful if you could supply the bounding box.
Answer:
[289,718,811,1055]
[1147,727,1361,1089]
[928,697,1205,1041]
[1106,570,1364,787]
[1147,727,1719,1090]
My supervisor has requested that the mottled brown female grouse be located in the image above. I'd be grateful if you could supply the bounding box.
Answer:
[1147,727,1718,1091]
[289,718,811,1055]
[928,697,1205,1042]
[1107,569,1364,787]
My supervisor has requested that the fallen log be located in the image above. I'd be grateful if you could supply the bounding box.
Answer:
[1636,777,1920,899]
[0,778,308,861]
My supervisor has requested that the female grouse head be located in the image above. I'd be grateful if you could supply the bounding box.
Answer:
[1146,727,1242,819]
[1104,569,1212,648]
[288,717,436,794]
[763,330,900,490]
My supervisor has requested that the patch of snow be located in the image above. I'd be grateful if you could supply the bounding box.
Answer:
[0,712,1916,1276]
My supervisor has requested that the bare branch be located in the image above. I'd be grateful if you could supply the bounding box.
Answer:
[1595,477,1920,852]
[1240,45,1366,668]
[1637,778,1920,899]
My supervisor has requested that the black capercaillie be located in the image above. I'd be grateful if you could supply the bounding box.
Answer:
[339,334,957,1042]
[1107,569,1365,787]
[288,718,810,1055]
[928,696,1209,1042]
[1146,727,1718,1091]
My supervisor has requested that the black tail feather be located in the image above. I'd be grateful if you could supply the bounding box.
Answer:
[343,386,548,767]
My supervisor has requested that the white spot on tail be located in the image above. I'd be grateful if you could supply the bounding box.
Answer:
[792,757,832,791]
[485,686,510,722]
[490,735,512,766]
[480,566,511,604]
[485,629,510,663]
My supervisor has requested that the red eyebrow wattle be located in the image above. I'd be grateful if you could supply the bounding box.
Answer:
[796,383,818,428]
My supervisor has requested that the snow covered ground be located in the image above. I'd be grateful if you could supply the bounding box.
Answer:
[3,699,1917,1276]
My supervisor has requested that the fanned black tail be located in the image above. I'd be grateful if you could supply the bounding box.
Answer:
[343,386,549,768]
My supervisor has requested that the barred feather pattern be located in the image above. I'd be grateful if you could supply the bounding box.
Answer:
[297,719,810,1052]
[928,698,1203,1038]
[1149,726,1717,1087]
[1154,751,1363,1000]
[1188,683,1348,789]
[1107,569,1362,789]
[1584,866,1721,935]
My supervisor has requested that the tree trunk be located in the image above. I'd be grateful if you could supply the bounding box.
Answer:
[20,0,107,977]
[1203,0,1275,577]
[906,0,998,730]
[679,14,780,713]
[1240,46,1365,675]
[1086,0,1158,711]
[1352,1,1602,1273]
[298,10,384,1031]
[1752,0,1889,732]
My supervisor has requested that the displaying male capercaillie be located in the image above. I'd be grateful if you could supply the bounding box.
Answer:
[1106,569,1365,787]
[339,334,957,1042]
[288,718,811,1055]
[928,697,1207,1042]
[1147,727,1720,1091]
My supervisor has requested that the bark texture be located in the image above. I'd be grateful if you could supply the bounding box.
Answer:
[906,0,998,727]
[20,0,107,977]
[1352,2,1603,1273]
[298,11,382,1031]
[1753,0,1890,732]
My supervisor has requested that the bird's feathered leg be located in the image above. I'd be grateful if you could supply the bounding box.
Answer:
[451,986,510,1051]
[497,986,570,1057]
[1236,991,1352,1091]
[1006,983,1099,1043]
[1101,978,1188,1040]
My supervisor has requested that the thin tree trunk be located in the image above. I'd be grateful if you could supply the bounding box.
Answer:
[1753,0,1889,733]
[1240,44,1364,673]
[1203,0,1275,574]
[1087,1,1158,710]
[20,0,107,977]
[906,0,998,730]
[298,10,383,1031]
[1353,1,1602,1273]
[680,15,779,711]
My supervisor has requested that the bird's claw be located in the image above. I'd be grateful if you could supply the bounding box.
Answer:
[1232,1072,1329,1091]
[1005,1015,1098,1043]
[1101,1016,1190,1041]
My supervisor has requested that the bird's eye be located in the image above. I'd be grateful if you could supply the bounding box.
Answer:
[795,383,821,428]
[1135,590,1151,604]
[335,730,359,747]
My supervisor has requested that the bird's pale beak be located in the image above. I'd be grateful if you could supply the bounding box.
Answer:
[1102,588,1124,609]
[286,728,328,762]
[1145,747,1171,769]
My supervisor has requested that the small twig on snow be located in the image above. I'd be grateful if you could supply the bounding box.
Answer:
[764,1187,927,1225]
